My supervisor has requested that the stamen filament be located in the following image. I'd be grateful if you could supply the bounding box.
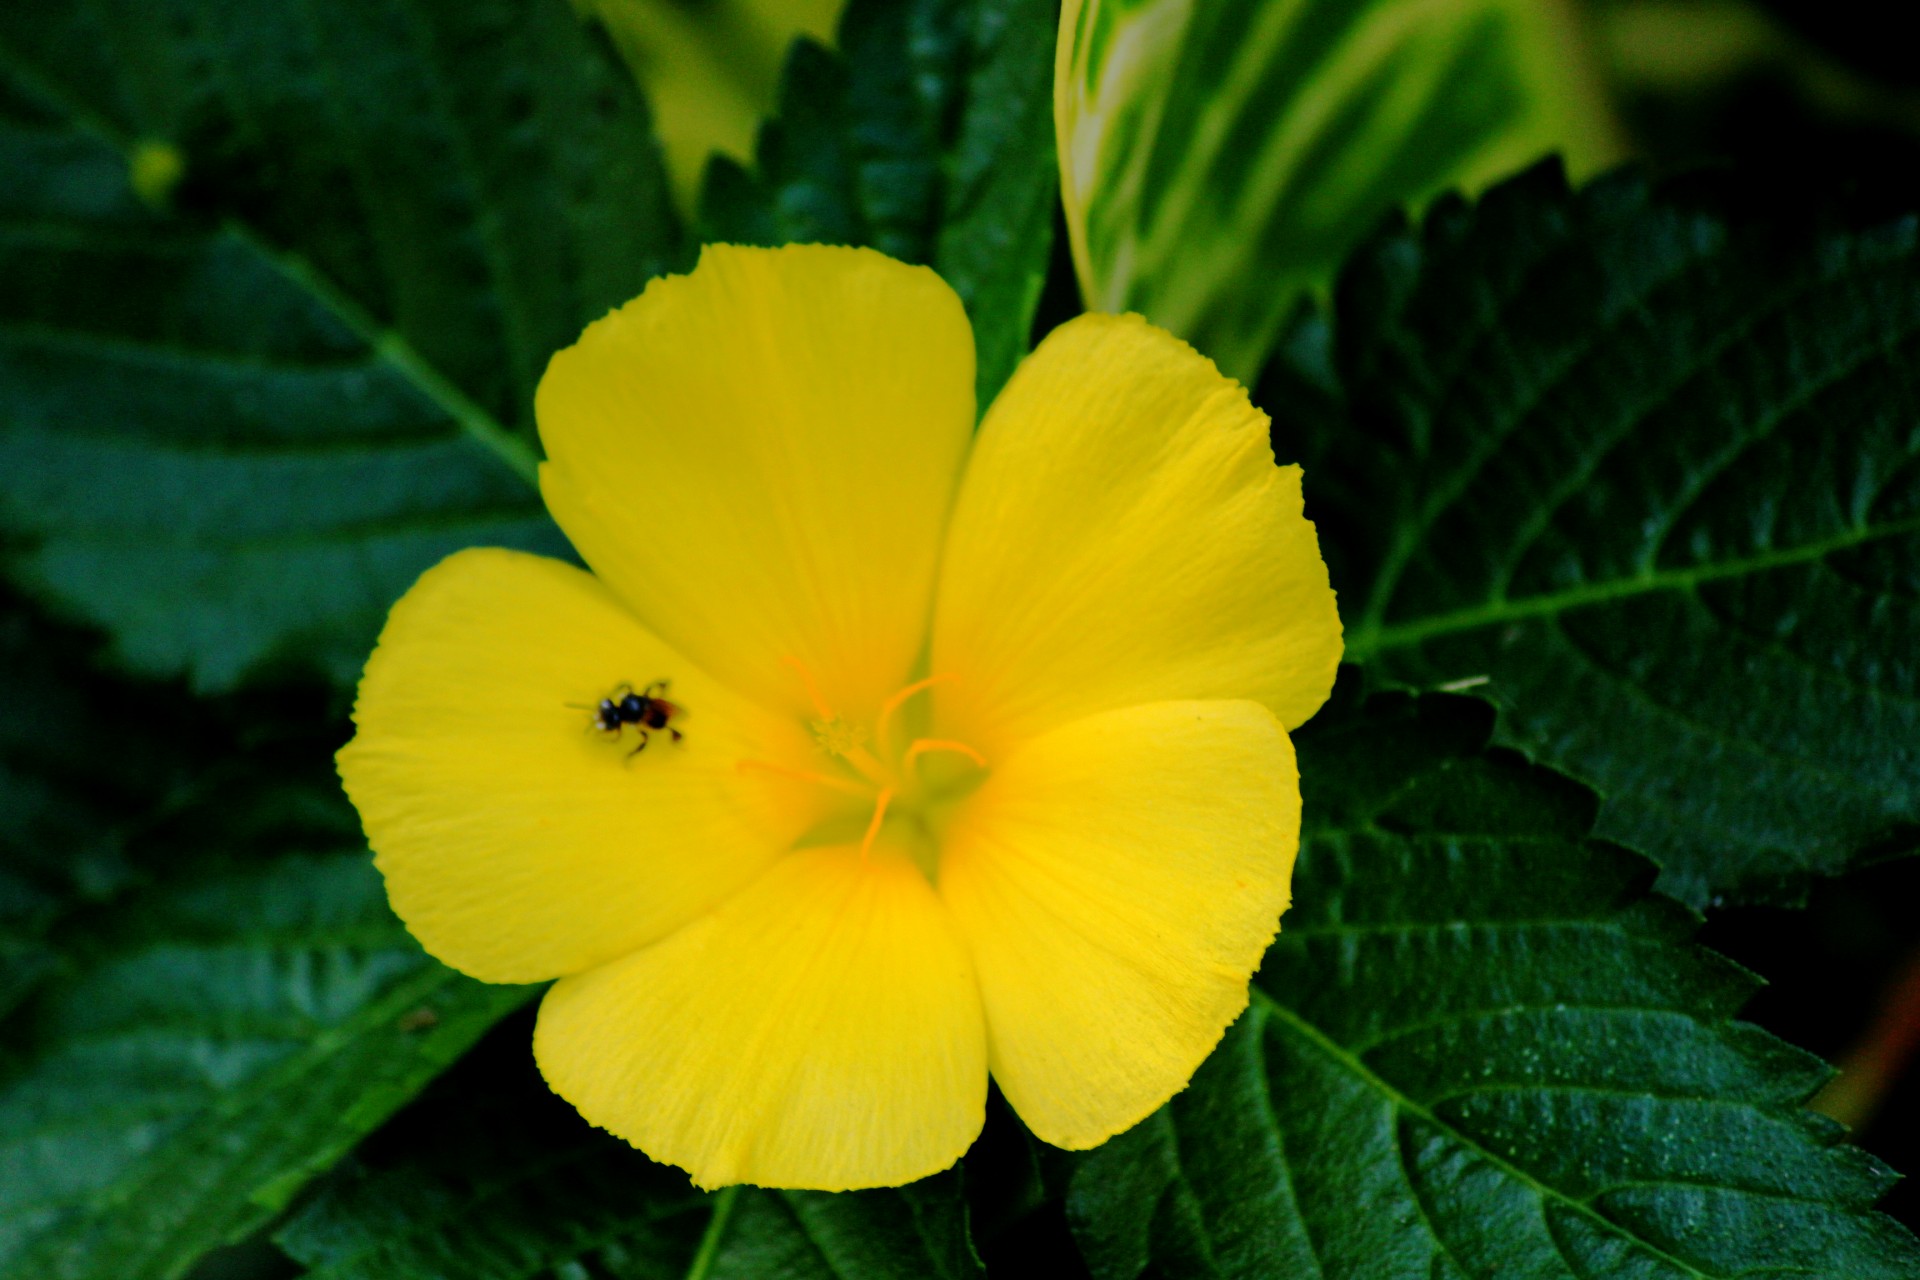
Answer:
[875,673,956,756]
[903,738,988,771]
[735,758,872,798]
[859,787,895,861]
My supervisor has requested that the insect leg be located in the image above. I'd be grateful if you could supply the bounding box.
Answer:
[626,729,651,759]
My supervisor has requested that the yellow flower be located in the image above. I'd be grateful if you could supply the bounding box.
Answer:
[337,244,1342,1191]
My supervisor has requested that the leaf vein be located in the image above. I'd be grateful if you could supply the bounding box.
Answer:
[1355,513,1920,655]
[1358,204,1720,640]
[1256,991,1718,1280]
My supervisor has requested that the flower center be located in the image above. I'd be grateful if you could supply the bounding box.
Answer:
[737,660,989,869]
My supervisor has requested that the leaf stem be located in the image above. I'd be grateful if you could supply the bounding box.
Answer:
[685,1185,740,1280]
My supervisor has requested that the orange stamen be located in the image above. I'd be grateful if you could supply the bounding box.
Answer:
[875,672,956,756]
[780,655,835,720]
[735,758,871,798]
[859,788,895,861]
[903,738,988,772]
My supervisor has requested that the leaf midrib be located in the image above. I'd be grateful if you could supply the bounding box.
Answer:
[1347,513,1920,660]
[1250,989,1722,1280]
[231,224,542,488]
[0,34,544,494]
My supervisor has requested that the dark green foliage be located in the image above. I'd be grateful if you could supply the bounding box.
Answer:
[0,595,530,1280]
[276,1027,985,1280]
[1066,683,1920,1277]
[0,0,686,691]
[0,589,528,1280]
[708,1178,984,1280]
[284,1165,986,1280]
[1262,164,1920,905]
[0,595,192,1013]
[275,1032,709,1280]
[699,0,1057,409]
[0,590,354,1018]
[0,845,530,1280]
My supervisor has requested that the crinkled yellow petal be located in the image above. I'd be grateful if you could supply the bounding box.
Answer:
[535,841,987,1190]
[930,312,1341,757]
[338,548,824,984]
[936,699,1299,1149]
[537,243,976,724]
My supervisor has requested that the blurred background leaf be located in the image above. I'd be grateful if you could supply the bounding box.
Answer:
[1067,682,1920,1278]
[701,0,1059,408]
[1589,0,1920,193]
[0,0,686,692]
[1055,0,1623,382]
[1260,162,1920,910]
[589,0,844,212]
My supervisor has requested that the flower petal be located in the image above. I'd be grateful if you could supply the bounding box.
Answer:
[930,312,1341,757]
[338,548,824,984]
[534,842,988,1190]
[537,243,976,723]
[935,699,1298,1149]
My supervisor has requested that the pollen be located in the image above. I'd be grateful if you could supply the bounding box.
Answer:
[809,715,870,758]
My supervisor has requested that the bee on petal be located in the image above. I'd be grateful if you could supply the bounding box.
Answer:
[585,680,683,756]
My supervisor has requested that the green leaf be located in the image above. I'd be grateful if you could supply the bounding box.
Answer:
[1057,0,1622,382]
[1067,682,1920,1278]
[0,850,532,1280]
[707,1179,984,1280]
[273,1042,708,1280]
[0,0,685,692]
[276,1036,986,1280]
[699,0,1057,409]
[1270,164,1920,906]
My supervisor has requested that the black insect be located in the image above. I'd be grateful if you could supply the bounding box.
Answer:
[584,680,683,756]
